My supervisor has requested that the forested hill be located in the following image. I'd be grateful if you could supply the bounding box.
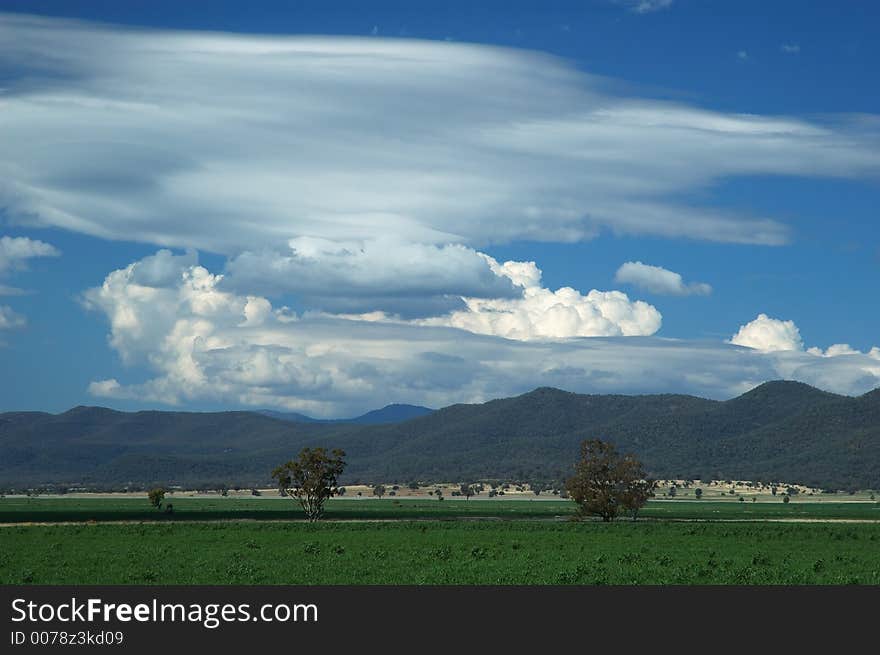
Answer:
[1,381,877,490]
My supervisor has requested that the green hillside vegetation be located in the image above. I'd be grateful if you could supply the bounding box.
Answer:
[1,381,878,490]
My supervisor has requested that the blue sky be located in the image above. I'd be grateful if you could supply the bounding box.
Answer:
[1,1,878,415]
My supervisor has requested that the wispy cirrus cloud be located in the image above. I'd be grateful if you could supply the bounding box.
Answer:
[614,0,674,14]
[2,12,879,271]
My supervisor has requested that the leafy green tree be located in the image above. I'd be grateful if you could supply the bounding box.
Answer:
[271,447,346,522]
[565,439,653,522]
[460,483,475,500]
[783,494,790,504]
[147,488,165,510]
[694,488,703,499]
[372,484,386,498]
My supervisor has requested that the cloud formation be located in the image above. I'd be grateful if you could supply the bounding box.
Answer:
[0,235,59,325]
[0,236,59,274]
[2,12,880,266]
[614,261,711,296]
[84,253,880,415]
[729,313,804,352]
[224,237,519,317]
[614,0,674,13]
[730,315,880,372]
[0,305,26,330]
[413,256,662,339]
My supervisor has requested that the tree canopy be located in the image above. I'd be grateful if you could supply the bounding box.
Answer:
[565,439,655,522]
[272,447,346,522]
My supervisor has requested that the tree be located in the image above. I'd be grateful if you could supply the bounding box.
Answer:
[619,475,656,521]
[783,494,790,504]
[271,447,346,522]
[564,439,654,522]
[147,487,165,510]
[694,487,703,500]
[460,483,475,500]
[372,484,386,498]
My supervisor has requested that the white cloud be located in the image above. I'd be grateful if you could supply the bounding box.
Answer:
[731,316,880,368]
[0,305,26,330]
[2,13,879,265]
[84,253,880,415]
[614,261,711,296]
[729,313,803,352]
[781,43,801,54]
[808,343,875,358]
[414,256,662,339]
[737,50,749,61]
[0,235,59,330]
[615,0,674,13]
[0,235,60,273]
[224,237,518,317]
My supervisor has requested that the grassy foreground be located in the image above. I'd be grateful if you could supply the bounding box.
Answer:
[2,496,880,522]
[2,521,879,585]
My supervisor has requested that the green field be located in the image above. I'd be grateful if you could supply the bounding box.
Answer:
[3,497,878,585]
[2,520,879,585]
[2,496,879,522]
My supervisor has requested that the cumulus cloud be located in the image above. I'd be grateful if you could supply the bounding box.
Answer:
[415,256,662,339]
[731,315,880,370]
[780,43,801,54]
[0,305,26,330]
[224,237,518,317]
[0,236,60,273]
[729,313,804,352]
[2,13,880,265]
[614,261,711,296]
[83,253,880,415]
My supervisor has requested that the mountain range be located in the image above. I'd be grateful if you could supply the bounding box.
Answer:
[1,381,877,491]
[256,404,433,425]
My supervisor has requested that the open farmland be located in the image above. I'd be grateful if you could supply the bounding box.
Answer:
[2,495,880,523]
[1,496,879,585]
[2,520,879,585]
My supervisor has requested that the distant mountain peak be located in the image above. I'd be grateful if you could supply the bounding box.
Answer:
[739,380,840,400]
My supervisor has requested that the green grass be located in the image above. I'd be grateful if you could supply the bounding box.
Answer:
[1,496,878,522]
[2,521,879,585]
